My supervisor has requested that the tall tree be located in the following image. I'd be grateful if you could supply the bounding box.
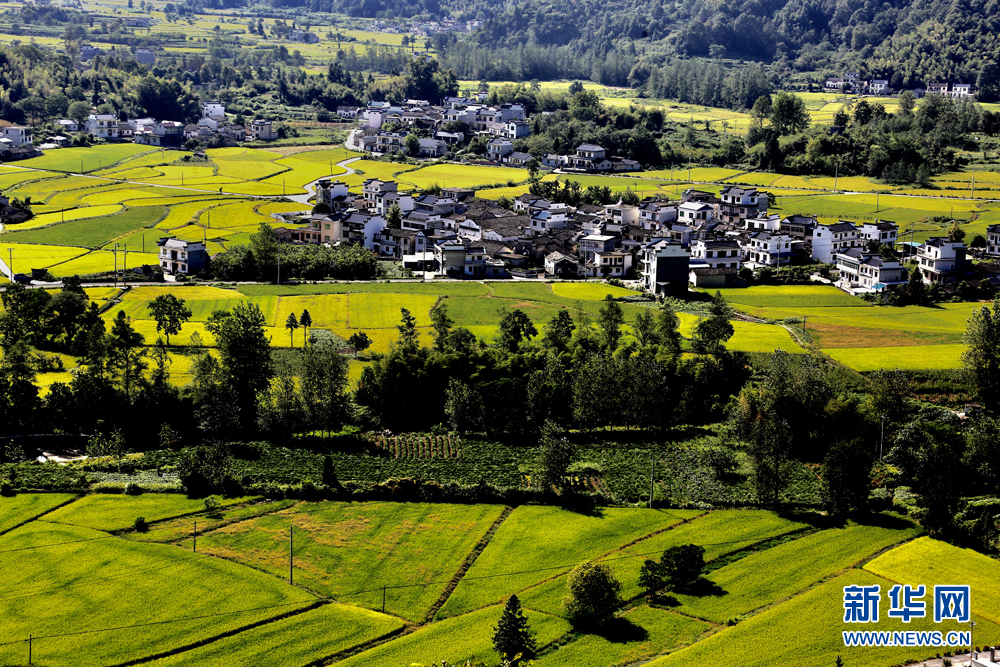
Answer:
[107,310,146,403]
[147,294,192,346]
[692,292,734,355]
[542,309,575,350]
[497,308,537,352]
[386,203,402,230]
[596,295,625,351]
[299,309,313,344]
[633,308,659,347]
[285,312,299,347]
[300,339,351,436]
[563,562,622,628]
[347,331,372,357]
[430,302,453,352]
[397,308,419,350]
[492,595,536,665]
[213,301,274,435]
[962,297,1000,412]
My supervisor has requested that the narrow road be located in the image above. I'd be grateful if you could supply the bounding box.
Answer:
[286,157,361,205]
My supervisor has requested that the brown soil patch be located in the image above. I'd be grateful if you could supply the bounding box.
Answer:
[806,322,959,348]
[262,145,343,157]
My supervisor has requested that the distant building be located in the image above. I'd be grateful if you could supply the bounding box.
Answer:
[812,221,860,263]
[987,224,1000,257]
[56,119,79,133]
[916,237,967,284]
[640,238,690,295]
[157,238,208,275]
[250,120,275,141]
[136,48,155,66]
[1,126,31,147]
[201,102,225,119]
[86,114,119,140]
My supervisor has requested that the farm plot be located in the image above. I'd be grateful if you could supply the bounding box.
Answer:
[864,536,1000,623]
[638,167,744,182]
[2,206,166,248]
[0,522,315,667]
[549,283,638,300]
[127,499,298,544]
[17,204,125,230]
[823,344,966,371]
[710,285,867,309]
[258,157,346,194]
[645,569,1000,667]
[193,501,505,621]
[0,243,89,271]
[674,521,923,623]
[337,605,571,667]
[727,321,803,354]
[339,159,418,188]
[237,283,493,297]
[398,164,530,190]
[0,168,63,190]
[44,494,252,532]
[519,509,809,614]
[0,494,78,534]
[18,145,155,173]
[145,603,405,667]
[437,506,700,619]
[534,606,709,667]
[49,250,161,277]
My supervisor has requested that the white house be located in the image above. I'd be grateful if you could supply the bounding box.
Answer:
[690,239,742,270]
[987,224,1000,257]
[718,185,765,223]
[57,119,79,133]
[916,237,966,284]
[835,248,907,292]
[487,138,513,161]
[859,220,898,247]
[640,238,691,295]
[201,102,225,119]
[250,119,276,141]
[1,126,31,147]
[870,79,889,95]
[812,221,860,263]
[86,114,119,139]
[743,231,794,268]
[678,201,714,225]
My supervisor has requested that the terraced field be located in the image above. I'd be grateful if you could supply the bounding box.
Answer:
[5,494,993,667]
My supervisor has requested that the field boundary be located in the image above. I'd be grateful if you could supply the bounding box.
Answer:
[0,494,81,537]
[425,505,514,623]
[127,498,300,543]
[113,599,327,667]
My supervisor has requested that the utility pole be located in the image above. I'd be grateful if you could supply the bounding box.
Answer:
[122,244,128,287]
[7,248,12,280]
[971,170,976,200]
[28,634,31,666]
[649,453,654,508]
[879,414,886,460]
[112,245,118,287]
[289,526,294,584]
[193,521,197,552]
[276,254,281,285]
[833,160,839,193]
[969,620,977,663]
[382,585,386,613]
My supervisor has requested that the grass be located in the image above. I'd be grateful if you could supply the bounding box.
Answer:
[44,494,252,532]
[549,283,639,300]
[18,145,156,173]
[194,501,505,622]
[144,602,405,667]
[11,204,125,230]
[237,283,492,297]
[674,520,923,624]
[2,206,166,248]
[0,494,78,534]
[727,321,804,354]
[397,164,530,190]
[534,606,710,667]
[864,536,1000,623]
[0,521,315,667]
[337,604,571,667]
[645,569,1000,667]
[437,506,700,619]
[127,499,298,544]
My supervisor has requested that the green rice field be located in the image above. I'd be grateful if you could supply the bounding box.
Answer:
[4,494,989,667]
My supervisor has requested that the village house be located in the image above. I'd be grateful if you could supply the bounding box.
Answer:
[544,251,579,277]
[718,185,766,223]
[916,237,967,284]
[134,121,184,147]
[678,201,714,225]
[812,221,860,263]
[250,120,276,141]
[86,114,119,140]
[779,214,817,239]
[987,224,1000,257]
[743,231,794,269]
[858,220,899,247]
[835,248,908,292]
[640,239,691,295]
[157,238,208,275]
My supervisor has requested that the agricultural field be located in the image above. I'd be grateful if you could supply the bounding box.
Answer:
[397,164,531,190]
[5,494,986,667]
[19,145,156,173]
[2,206,167,248]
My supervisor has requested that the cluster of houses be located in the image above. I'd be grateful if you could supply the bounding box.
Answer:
[79,44,156,67]
[367,17,480,36]
[46,102,276,151]
[823,71,976,99]
[218,177,972,293]
[345,98,638,171]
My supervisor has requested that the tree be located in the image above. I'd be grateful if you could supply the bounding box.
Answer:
[536,421,572,489]
[67,100,91,126]
[213,301,274,435]
[299,310,312,343]
[404,132,420,157]
[386,203,402,229]
[946,220,966,243]
[898,90,916,115]
[596,295,625,351]
[769,91,809,135]
[633,308,659,347]
[497,308,537,352]
[285,312,299,347]
[299,339,350,436]
[962,297,1000,412]
[147,294,192,346]
[563,562,622,627]
[493,595,536,665]
[542,310,575,350]
[821,439,872,516]
[639,544,706,596]
[107,310,146,402]
[692,292,734,355]
[430,302,453,352]
[249,221,280,279]
[657,301,682,355]
[397,308,419,350]
[525,158,540,181]
[347,331,372,357]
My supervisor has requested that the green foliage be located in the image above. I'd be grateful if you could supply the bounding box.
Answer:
[821,439,872,516]
[492,595,536,664]
[147,294,192,347]
[639,543,706,596]
[563,561,623,627]
[535,421,572,490]
[962,298,1000,412]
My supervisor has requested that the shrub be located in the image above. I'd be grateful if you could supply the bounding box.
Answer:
[0,482,14,497]
[124,482,142,496]
[134,516,149,532]
[562,561,622,627]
